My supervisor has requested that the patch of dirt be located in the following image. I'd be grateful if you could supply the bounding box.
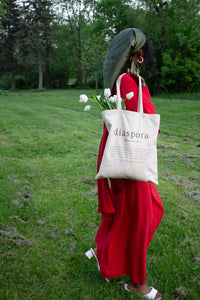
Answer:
[85,152,98,158]
[164,158,177,164]
[11,182,33,208]
[184,190,200,204]
[70,244,76,251]
[194,255,200,262]
[36,220,45,226]
[88,222,96,229]
[9,216,29,224]
[173,286,188,298]
[49,230,60,238]
[162,170,200,203]
[158,144,180,150]
[117,280,126,287]
[82,177,96,185]
[169,176,199,189]
[11,200,24,208]
[162,149,200,161]
[87,188,97,196]
[64,229,76,237]
[0,227,33,246]
[184,160,196,168]
[7,174,19,183]
[182,154,200,159]
[17,182,32,202]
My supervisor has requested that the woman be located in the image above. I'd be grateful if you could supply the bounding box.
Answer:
[85,28,164,300]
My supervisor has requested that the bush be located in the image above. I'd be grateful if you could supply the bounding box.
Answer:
[0,74,11,90]
[0,74,36,90]
[15,75,30,89]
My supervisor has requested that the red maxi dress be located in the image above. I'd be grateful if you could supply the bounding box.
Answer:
[95,74,164,285]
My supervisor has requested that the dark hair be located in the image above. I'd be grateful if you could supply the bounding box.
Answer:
[141,38,156,76]
[124,38,155,76]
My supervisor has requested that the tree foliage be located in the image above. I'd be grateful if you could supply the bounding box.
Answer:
[0,0,199,93]
[20,0,55,89]
[0,0,21,89]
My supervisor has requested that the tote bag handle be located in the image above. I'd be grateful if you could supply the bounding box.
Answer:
[116,73,143,113]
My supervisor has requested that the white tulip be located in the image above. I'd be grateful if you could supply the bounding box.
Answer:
[104,88,111,98]
[109,96,117,103]
[97,95,101,100]
[79,94,88,103]
[84,105,91,111]
[126,92,134,100]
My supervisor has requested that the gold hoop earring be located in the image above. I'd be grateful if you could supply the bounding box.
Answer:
[137,57,144,64]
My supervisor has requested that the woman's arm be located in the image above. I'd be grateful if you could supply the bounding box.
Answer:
[127,69,146,89]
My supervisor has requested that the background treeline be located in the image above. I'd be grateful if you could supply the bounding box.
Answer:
[0,0,200,93]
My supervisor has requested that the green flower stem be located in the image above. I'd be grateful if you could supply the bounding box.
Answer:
[88,97,103,111]
[85,94,126,111]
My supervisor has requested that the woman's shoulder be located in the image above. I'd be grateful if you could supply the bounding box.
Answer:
[120,73,138,92]
[121,73,137,85]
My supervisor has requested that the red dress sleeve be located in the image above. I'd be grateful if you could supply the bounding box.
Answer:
[120,74,156,114]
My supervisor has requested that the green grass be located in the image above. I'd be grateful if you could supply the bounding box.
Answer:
[0,89,200,300]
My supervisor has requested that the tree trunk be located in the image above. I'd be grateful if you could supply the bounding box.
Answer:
[38,59,43,90]
[37,31,43,90]
[77,22,82,88]
[45,43,51,88]
[155,2,167,45]
[45,61,51,88]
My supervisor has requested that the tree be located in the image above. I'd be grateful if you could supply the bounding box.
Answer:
[0,0,6,33]
[158,0,200,92]
[20,0,55,90]
[0,0,21,89]
[61,0,90,87]
[134,0,200,93]
[50,22,75,88]
[94,0,132,39]
[81,25,107,90]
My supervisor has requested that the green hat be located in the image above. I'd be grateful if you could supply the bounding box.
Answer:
[103,28,146,90]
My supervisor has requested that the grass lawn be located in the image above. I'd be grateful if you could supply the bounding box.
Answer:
[0,89,199,300]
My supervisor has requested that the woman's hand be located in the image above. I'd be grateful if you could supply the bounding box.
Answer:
[127,69,146,89]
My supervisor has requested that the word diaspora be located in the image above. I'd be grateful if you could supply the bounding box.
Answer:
[79,88,134,112]
[113,128,149,140]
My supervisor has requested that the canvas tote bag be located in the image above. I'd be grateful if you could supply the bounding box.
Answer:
[95,73,160,185]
